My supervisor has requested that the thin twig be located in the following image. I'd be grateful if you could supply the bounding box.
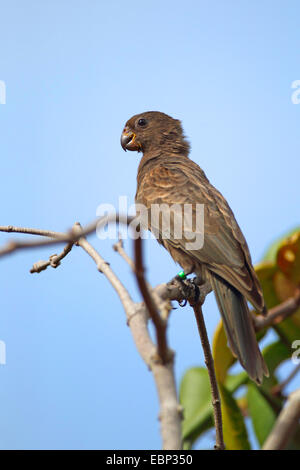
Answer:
[192,302,225,450]
[73,223,182,449]
[262,389,300,450]
[30,242,74,273]
[0,217,215,449]
[6,217,300,451]
[0,218,184,448]
[113,235,135,270]
[0,225,66,238]
[113,235,175,323]
[113,228,172,364]
[74,225,135,313]
[157,278,212,305]
[1,222,299,331]
[134,235,170,364]
[0,216,132,258]
[254,288,300,331]
[0,219,212,306]
[272,363,300,396]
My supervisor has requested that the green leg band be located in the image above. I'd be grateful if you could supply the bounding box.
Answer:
[177,270,186,280]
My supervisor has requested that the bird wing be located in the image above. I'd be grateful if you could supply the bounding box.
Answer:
[136,159,264,310]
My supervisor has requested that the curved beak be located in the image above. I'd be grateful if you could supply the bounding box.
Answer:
[120,127,141,152]
[121,130,134,151]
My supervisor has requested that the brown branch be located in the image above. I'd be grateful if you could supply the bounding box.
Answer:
[272,363,300,396]
[134,235,171,364]
[113,235,135,270]
[192,302,225,450]
[254,288,300,331]
[0,217,217,450]
[113,235,194,322]
[30,242,74,273]
[72,223,182,450]
[262,389,300,450]
[113,236,212,307]
[0,219,211,307]
[0,218,184,449]
[0,216,131,258]
[0,225,66,238]
[156,277,212,305]
[73,224,135,312]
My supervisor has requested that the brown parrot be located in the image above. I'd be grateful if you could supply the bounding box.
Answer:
[121,111,268,385]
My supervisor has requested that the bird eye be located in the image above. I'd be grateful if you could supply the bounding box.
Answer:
[137,118,147,127]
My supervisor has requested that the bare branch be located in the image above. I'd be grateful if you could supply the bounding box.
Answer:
[134,235,171,364]
[3,218,300,450]
[0,216,131,258]
[72,223,182,449]
[0,225,66,238]
[262,389,300,450]
[113,235,135,270]
[155,277,212,305]
[113,236,176,323]
[192,301,225,450]
[254,288,300,331]
[272,363,300,396]
[0,218,184,449]
[30,242,74,273]
[73,223,135,312]
[112,235,213,309]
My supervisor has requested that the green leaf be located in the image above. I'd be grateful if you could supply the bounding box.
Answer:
[219,384,251,450]
[256,228,300,346]
[274,314,300,345]
[247,383,276,447]
[255,262,279,309]
[225,372,248,391]
[263,340,290,376]
[180,367,213,445]
[260,340,291,393]
[287,427,300,450]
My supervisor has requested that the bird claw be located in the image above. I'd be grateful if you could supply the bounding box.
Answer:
[169,274,203,307]
[171,274,189,307]
[173,274,192,307]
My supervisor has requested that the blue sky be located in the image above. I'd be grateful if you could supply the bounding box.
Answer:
[0,0,299,449]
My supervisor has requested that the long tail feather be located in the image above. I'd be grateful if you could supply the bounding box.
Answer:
[208,271,269,385]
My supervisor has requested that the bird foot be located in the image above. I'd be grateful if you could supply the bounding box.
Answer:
[171,274,200,307]
[173,274,189,307]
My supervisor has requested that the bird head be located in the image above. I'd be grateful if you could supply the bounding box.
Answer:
[120,111,190,156]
